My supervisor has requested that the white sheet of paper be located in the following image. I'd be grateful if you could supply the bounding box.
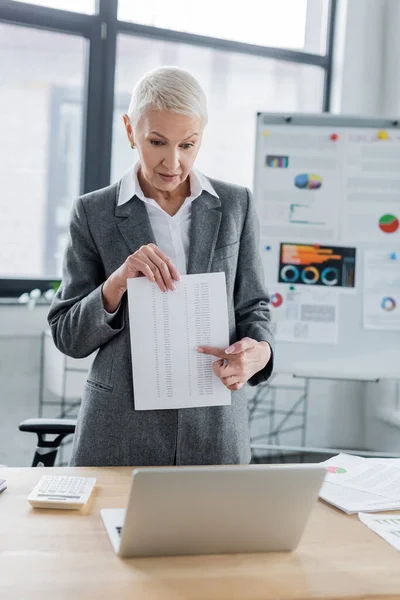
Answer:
[269,284,339,344]
[319,482,400,514]
[257,126,342,241]
[343,130,400,244]
[320,454,400,513]
[359,513,400,551]
[363,249,400,330]
[127,273,231,410]
[322,453,400,501]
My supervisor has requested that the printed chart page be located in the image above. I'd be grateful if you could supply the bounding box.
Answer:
[320,454,400,513]
[363,249,400,330]
[359,513,400,551]
[323,454,400,500]
[268,284,339,344]
[127,273,231,410]
[256,125,344,242]
[343,128,400,244]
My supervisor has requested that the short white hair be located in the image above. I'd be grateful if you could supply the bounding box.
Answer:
[127,66,208,128]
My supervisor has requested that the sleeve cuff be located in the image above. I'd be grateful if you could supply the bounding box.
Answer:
[104,305,121,323]
[247,340,274,387]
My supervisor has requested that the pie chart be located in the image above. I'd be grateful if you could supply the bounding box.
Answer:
[379,214,399,234]
[271,292,283,308]
[381,297,396,312]
[280,265,299,283]
[326,466,347,474]
[294,173,322,190]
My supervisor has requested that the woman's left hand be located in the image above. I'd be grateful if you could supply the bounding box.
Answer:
[196,337,272,391]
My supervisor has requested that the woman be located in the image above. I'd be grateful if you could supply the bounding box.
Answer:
[48,66,274,467]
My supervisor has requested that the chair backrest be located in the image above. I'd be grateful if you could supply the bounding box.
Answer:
[19,418,76,467]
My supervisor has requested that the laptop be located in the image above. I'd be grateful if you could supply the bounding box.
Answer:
[101,463,325,558]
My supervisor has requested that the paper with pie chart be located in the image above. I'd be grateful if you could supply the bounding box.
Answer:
[363,249,400,330]
[320,453,400,514]
[269,284,339,344]
[344,202,400,243]
[343,132,400,243]
[323,453,400,500]
[278,243,357,290]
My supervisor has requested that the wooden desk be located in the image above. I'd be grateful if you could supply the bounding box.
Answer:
[1,467,400,600]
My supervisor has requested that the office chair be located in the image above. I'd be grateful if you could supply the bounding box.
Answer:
[19,418,76,467]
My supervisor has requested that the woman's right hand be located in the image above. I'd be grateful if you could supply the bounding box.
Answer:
[102,243,180,312]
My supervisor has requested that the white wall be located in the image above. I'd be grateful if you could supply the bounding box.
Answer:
[332,0,400,118]
[331,0,386,116]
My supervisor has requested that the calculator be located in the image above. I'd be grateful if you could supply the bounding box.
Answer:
[27,475,96,509]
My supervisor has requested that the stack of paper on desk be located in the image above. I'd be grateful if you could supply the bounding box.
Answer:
[319,453,400,514]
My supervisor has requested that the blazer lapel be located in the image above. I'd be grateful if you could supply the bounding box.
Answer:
[187,192,222,275]
[115,189,222,274]
[115,196,157,255]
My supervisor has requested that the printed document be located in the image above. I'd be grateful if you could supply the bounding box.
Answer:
[363,249,400,331]
[127,273,231,410]
[269,284,339,344]
[359,513,400,551]
[320,453,400,513]
[324,453,400,500]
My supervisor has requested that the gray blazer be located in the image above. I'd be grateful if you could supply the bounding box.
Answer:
[48,176,274,466]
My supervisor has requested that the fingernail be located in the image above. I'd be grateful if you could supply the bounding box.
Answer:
[196,347,203,352]
[225,346,235,354]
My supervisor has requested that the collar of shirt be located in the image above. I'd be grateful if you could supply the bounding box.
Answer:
[117,161,219,213]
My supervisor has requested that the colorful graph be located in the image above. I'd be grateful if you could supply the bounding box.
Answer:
[266,155,289,168]
[271,292,284,308]
[278,244,356,288]
[301,266,319,284]
[280,264,300,283]
[379,214,399,234]
[375,518,400,525]
[326,466,347,474]
[381,297,396,312]
[294,173,322,190]
[321,267,339,286]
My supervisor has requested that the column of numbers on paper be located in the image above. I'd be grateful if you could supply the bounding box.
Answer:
[162,293,173,398]
[184,286,193,397]
[151,287,161,398]
[194,282,213,396]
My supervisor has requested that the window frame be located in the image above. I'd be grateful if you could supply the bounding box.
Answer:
[0,0,337,297]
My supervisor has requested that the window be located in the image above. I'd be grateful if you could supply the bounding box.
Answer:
[117,0,330,55]
[111,34,324,187]
[0,0,334,293]
[0,23,86,279]
[9,0,96,14]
